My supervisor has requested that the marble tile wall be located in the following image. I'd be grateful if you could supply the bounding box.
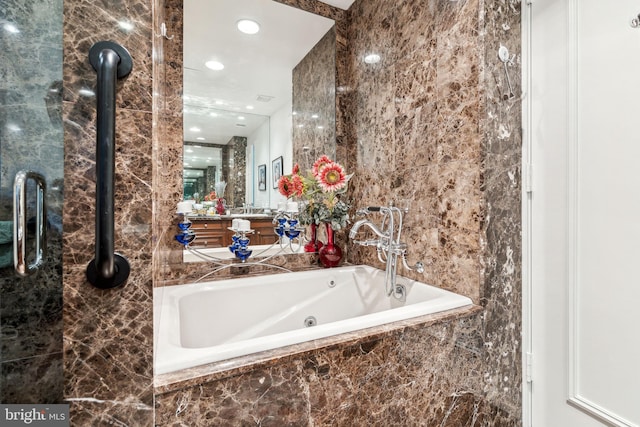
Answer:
[0,0,64,403]
[292,27,337,172]
[62,0,155,423]
[145,0,522,426]
[346,0,522,420]
[153,0,521,425]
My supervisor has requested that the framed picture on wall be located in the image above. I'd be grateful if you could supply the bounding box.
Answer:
[272,156,283,189]
[258,164,267,191]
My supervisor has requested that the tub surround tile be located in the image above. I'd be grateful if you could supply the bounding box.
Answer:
[480,0,523,417]
[155,307,487,426]
[344,0,521,423]
[155,305,481,392]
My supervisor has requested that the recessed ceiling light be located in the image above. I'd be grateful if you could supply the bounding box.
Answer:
[246,105,254,110]
[189,127,201,132]
[193,145,201,148]
[311,114,319,119]
[196,137,205,141]
[210,112,218,117]
[186,148,194,153]
[6,123,21,132]
[237,19,260,35]
[215,100,224,105]
[238,116,245,120]
[292,111,297,115]
[205,60,224,71]
[317,126,324,129]
[364,53,381,64]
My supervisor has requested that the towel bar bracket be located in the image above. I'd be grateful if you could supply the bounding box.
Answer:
[89,41,133,78]
[86,254,131,289]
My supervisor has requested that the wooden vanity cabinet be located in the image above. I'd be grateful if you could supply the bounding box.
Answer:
[252,219,279,245]
[189,220,230,248]
[189,218,278,248]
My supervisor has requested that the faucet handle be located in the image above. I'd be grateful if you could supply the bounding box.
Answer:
[357,206,382,216]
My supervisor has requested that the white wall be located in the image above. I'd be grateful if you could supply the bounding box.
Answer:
[268,99,293,209]
[247,118,270,208]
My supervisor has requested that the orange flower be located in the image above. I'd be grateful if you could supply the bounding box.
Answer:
[278,175,294,198]
[317,162,346,192]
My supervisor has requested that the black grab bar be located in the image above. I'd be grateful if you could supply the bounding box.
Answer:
[85,41,132,289]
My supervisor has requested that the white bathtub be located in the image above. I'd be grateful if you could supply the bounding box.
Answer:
[154,265,472,375]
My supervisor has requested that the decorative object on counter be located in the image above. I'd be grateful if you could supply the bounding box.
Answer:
[175,202,196,246]
[173,198,307,278]
[349,203,425,298]
[227,220,253,262]
[303,223,323,253]
[214,181,227,215]
[318,222,342,267]
[278,155,352,263]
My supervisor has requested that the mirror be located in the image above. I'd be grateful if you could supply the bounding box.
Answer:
[183,0,336,210]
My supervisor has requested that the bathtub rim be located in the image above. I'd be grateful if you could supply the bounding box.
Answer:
[154,265,474,376]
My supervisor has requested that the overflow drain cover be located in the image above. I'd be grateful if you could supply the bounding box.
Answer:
[304,316,317,327]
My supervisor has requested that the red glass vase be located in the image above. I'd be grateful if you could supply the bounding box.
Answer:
[216,197,226,215]
[318,223,342,268]
[304,223,323,253]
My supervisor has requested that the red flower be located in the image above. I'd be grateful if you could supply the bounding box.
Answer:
[292,163,300,175]
[291,174,304,197]
[317,162,346,192]
[312,155,333,178]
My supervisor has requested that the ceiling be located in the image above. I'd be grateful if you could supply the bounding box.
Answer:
[183,0,337,149]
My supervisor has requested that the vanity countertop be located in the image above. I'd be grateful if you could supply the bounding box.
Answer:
[186,214,274,221]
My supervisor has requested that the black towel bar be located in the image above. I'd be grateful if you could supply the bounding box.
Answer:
[85,41,132,289]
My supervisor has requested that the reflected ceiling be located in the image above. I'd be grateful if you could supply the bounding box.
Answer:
[183,0,335,144]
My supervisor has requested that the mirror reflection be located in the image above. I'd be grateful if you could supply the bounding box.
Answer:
[183,0,335,212]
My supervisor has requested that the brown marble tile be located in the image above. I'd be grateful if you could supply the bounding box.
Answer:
[155,308,487,426]
[63,0,153,111]
[150,0,522,426]
[0,353,63,404]
[63,0,154,423]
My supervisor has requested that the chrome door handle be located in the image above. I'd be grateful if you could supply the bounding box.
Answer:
[13,171,47,276]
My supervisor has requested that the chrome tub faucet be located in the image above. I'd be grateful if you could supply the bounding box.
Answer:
[349,204,424,298]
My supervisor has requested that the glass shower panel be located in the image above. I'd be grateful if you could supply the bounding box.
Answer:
[0,0,64,403]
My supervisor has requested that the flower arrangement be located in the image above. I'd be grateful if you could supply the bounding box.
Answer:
[277,155,352,230]
[203,191,217,202]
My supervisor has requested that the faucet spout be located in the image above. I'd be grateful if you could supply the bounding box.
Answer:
[349,218,387,240]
